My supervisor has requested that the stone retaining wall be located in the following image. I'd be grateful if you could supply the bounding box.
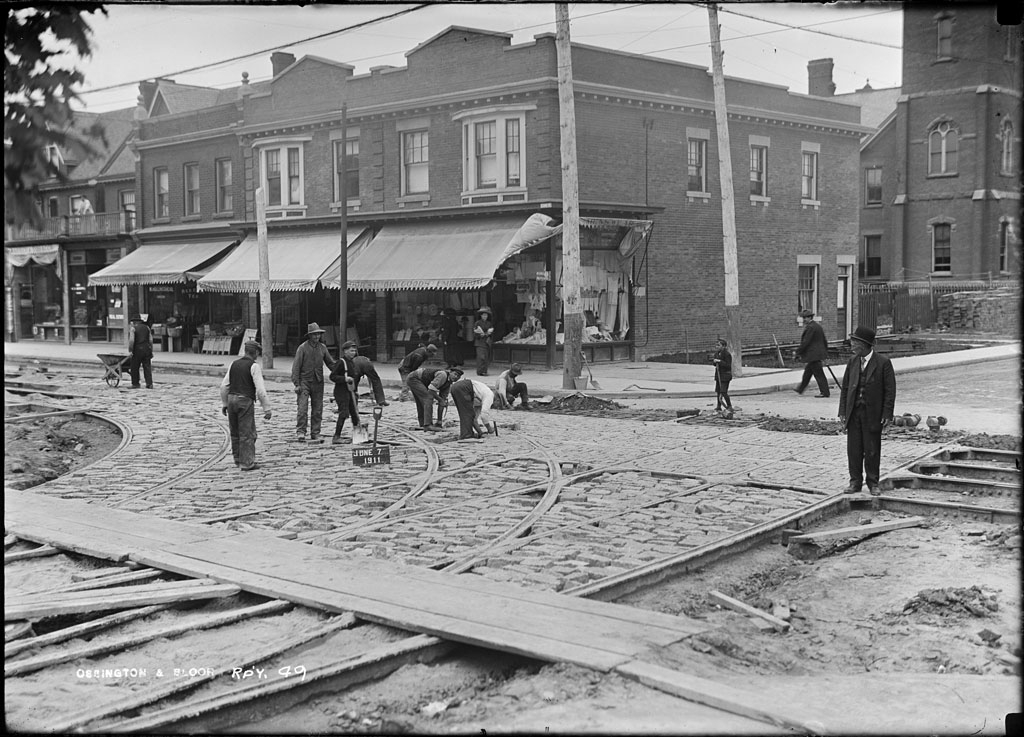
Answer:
[937,288,1021,333]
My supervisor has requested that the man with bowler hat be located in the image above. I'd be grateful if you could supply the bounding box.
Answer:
[220,340,273,471]
[839,326,896,495]
[473,306,495,376]
[794,309,830,397]
[291,322,335,442]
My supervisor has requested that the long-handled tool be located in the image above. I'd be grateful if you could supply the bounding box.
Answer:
[348,381,370,444]
[770,334,786,368]
[581,351,602,390]
[825,364,842,391]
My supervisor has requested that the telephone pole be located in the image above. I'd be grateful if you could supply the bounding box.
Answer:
[255,187,273,369]
[555,3,583,389]
[338,102,348,346]
[707,3,744,376]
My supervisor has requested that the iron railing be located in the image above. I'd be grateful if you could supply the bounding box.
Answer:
[4,211,134,241]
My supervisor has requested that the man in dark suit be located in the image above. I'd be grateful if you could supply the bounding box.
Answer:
[838,326,896,495]
[794,308,830,397]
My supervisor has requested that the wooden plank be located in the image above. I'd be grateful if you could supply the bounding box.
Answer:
[7,578,226,607]
[5,583,240,621]
[130,549,629,672]
[4,534,18,549]
[708,591,790,632]
[48,614,360,733]
[23,569,164,596]
[5,621,33,642]
[6,600,291,677]
[111,634,453,733]
[5,544,60,563]
[5,605,171,659]
[71,567,138,582]
[617,659,828,734]
[788,516,925,544]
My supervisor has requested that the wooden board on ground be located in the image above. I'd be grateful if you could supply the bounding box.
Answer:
[708,590,790,632]
[5,605,171,659]
[5,487,705,674]
[5,582,240,620]
[788,516,925,544]
[5,544,59,563]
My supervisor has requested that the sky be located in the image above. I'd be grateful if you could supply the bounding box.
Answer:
[73,2,904,114]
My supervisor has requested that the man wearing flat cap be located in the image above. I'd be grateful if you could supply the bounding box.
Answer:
[838,326,896,496]
[793,308,830,398]
[329,340,387,444]
[291,322,336,443]
[220,340,272,471]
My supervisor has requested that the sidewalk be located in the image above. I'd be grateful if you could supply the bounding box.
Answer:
[5,339,1019,399]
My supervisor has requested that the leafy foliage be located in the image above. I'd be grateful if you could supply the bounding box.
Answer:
[4,4,107,228]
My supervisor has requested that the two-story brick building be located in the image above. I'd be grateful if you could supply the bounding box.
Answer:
[24,26,868,364]
[855,4,1021,283]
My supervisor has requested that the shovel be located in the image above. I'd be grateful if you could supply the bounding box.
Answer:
[348,384,370,444]
[581,351,602,390]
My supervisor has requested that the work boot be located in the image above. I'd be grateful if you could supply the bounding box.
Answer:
[332,435,345,445]
[293,433,305,442]
[309,435,323,444]
[868,486,881,496]
[844,482,862,494]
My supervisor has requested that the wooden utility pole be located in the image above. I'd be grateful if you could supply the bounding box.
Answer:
[338,103,348,346]
[555,3,583,389]
[255,187,273,369]
[707,3,744,376]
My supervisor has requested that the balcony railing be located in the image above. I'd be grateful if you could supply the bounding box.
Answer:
[5,211,134,242]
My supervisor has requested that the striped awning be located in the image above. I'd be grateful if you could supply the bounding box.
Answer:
[88,241,237,287]
[330,214,560,291]
[197,229,369,293]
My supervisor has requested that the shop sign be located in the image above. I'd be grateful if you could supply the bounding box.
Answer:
[149,285,175,293]
[69,251,87,265]
[352,446,391,466]
[536,270,550,282]
[106,249,122,263]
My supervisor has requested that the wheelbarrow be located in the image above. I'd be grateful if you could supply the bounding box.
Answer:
[97,353,131,387]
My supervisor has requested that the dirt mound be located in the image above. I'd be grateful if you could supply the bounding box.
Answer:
[544,393,624,411]
[957,433,1021,452]
[901,586,998,618]
[4,415,121,490]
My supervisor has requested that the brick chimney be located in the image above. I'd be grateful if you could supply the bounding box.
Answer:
[271,52,296,77]
[808,58,836,97]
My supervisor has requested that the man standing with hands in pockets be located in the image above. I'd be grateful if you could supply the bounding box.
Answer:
[839,326,896,496]
[220,340,272,471]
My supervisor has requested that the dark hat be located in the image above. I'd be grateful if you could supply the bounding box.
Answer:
[340,340,357,350]
[476,306,492,315]
[305,322,326,335]
[509,363,523,375]
[448,367,464,380]
[129,314,142,322]
[799,309,814,319]
[244,340,263,354]
[849,326,876,346]
[425,343,438,353]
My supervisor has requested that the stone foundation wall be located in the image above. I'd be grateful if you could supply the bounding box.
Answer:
[937,288,1021,333]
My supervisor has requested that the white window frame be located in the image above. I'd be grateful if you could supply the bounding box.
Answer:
[797,257,820,317]
[119,189,136,230]
[215,158,233,213]
[453,106,531,205]
[928,121,958,176]
[749,139,769,199]
[153,167,169,219]
[183,162,200,216]
[47,195,59,218]
[801,142,820,205]
[43,144,63,170]
[863,234,882,278]
[401,129,429,197]
[686,130,709,195]
[253,137,309,213]
[999,119,1014,175]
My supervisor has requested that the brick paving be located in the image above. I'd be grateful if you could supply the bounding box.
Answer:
[7,365,956,592]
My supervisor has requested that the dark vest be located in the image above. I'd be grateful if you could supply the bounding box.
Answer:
[228,357,257,400]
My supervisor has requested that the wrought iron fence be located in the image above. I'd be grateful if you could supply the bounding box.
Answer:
[5,212,132,241]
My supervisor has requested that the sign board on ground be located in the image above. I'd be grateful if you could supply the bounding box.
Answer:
[352,446,390,466]
[238,329,258,355]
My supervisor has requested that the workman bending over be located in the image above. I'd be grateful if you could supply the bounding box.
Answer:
[407,366,462,431]
[493,363,531,410]
[450,377,496,440]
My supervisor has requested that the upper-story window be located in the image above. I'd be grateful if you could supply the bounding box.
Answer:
[687,138,708,193]
[184,163,200,216]
[255,140,306,209]
[215,159,233,213]
[454,107,530,205]
[333,138,359,202]
[999,220,1010,272]
[70,195,93,215]
[401,130,429,196]
[750,145,768,197]
[928,120,958,176]
[932,222,952,272]
[47,196,59,218]
[1000,119,1014,174]
[153,167,169,219]
[863,235,882,278]
[936,14,953,59]
[801,151,818,201]
[43,144,63,172]
[120,190,136,231]
[865,167,882,205]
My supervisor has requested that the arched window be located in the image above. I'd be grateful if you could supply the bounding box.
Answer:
[1000,119,1014,174]
[928,121,958,175]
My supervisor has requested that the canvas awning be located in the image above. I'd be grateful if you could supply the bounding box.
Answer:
[548,216,654,259]
[5,244,62,280]
[88,241,238,287]
[330,214,560,291]
[197,229,370,293]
